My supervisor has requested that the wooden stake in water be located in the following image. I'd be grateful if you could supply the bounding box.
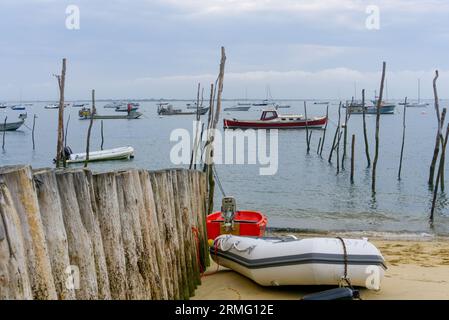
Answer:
[304,101,310,154]
[64,114,71,149]
[319,104,329,156]
[342,98,351,170]
[2,116,7,150]
[430,123,449,223]
[438,120,449,192]
[398,97,408,180]
[84,89,95,168]
[100,120,104,150]
[32,114,36,150]
[351,134,355,183]
[429,70,443,186]
[55,58,67,168]
[362,89,371,168]
[317,137,322,155]
[328,102,342,163]
[372,61,386,193]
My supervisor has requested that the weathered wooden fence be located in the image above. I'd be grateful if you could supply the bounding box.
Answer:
[0,165,208,300]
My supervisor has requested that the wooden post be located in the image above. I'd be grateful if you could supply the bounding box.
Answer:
[55,58,67,168]
[328,102,342,163]
[55,171,99,299]
[33,169,75,300]
[319,104,328,156]
[430,123,449,223]
[362,89,371,168]
[84,89,95,168]
[304,101,310,154]
[71,169,111,300]
[351,134,355,183]
[0,181,33,299]
[115,170,147,299]
[138,169,169,299]
[429,71,443,186]
[2,117,6,150]
[32,114,36,150]
[100,120,104,150]
[64,114,70,149]
[372,61,386,193]
[92,172,127,299]
[336,130,342,174]
[439,124,449,191]
[342,98,351,170]
[206,47,226,214]
[317,137,322,155]
[0,165,57,299]
[190,83,202,169]
[398,97,408,180]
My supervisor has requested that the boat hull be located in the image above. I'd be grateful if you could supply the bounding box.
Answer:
[223,116,327,129]
[224,106,251,111]
[66,146,134,163]
[211,235,386,289]
[207,211,268,240]
[0,120,24,131]
[79,112,143,120]
[348,105,395,115]
[158,107,209,116]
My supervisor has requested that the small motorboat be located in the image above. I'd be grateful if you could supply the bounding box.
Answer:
[348,103,395,115]
[0,103,7,109]
[104,101,125,108]
[115,105,139,112]
[224,105,251,112]
[224,109,327,129]
[72,103,89,108]
[157,103,209,116]
[11,105,26,110]
[64,146,135,164]
[211,234,386,289]
[45,104,59,109]
[275,104,291,109]
[0,113,27,131]
[79,107,142,120]
[207,197,267,240]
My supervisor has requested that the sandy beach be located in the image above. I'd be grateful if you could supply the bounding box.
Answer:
[193,232,449,300]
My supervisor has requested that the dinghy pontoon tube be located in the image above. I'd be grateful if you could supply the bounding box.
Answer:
[211,235,386,289]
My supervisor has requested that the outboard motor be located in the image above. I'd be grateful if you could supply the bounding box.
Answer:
[221,197,236,232]
[64,146,73,159]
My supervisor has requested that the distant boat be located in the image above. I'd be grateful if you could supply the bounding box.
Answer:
[224,105,251,111]
[275,104,291,109]
[11,105,26,110]
[64,146,135,164]
[0,103,7,109]
[406,79,429,108]
[79,108,142,120]
[224,109,327,129]
[314,101,329,105]
[45,104,59,109]
[115,105,139,112]
[104,101,125,108]
[237,102,252,106]
[157,103,209,116]
[72,103,89,108]
[347,102,395,115]
[0,114,27,131]
[252,99,276,107]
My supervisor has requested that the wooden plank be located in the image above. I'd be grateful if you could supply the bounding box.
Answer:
[92,172,127,299]
[34,169,75,300]
[0,165,57,299]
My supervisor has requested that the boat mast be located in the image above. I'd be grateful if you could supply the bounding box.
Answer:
[418,78,421,103]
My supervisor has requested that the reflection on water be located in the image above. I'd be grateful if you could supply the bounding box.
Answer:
[1,99,449,235]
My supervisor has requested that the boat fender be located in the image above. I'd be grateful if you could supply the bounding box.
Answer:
[302,287,360,300]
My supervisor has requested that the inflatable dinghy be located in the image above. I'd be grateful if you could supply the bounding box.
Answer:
[211,235,386,290]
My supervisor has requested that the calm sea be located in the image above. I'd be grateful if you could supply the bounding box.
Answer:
[1,99,449,236]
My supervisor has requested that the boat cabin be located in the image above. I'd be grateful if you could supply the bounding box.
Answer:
[260,110,304,121]
[260,110,279,120]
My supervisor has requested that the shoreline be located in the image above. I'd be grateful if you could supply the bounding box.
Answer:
[193,231,449,300]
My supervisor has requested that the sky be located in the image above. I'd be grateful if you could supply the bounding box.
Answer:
[0,0,448,101]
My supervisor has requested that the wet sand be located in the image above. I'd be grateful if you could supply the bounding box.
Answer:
[193,233,449,300]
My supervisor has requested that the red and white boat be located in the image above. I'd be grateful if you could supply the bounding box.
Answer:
[223,110,327,129]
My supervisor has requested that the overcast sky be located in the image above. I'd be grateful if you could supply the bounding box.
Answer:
[1,0,448,100]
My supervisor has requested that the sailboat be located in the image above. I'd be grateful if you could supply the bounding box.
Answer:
[406,79,429,108]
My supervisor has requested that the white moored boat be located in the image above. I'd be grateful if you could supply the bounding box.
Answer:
[65,146,134,164]
[211,235,386,290]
